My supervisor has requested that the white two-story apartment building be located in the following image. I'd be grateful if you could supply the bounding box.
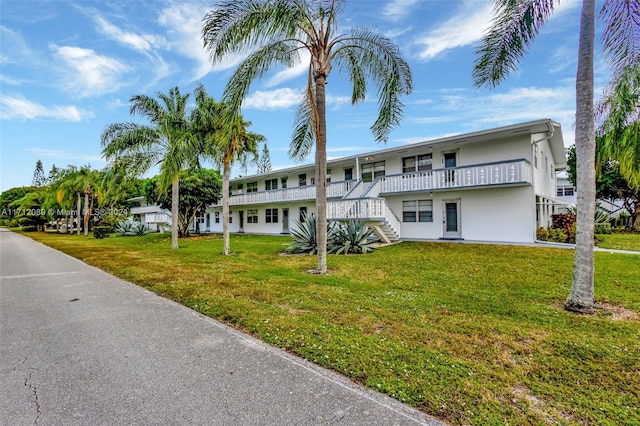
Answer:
[206,119,567,243]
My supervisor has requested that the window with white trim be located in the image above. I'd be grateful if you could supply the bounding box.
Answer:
[247,209,258,223]
[402,154,432,173]
[246,182,258,193]
[215,212,220,223]
[265,208,278,223]
[299,174,307,186]
[403,200,433,222]
[362,161,385,182]
[265,178,277,191]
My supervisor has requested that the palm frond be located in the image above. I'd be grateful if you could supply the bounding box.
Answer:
[223,40,301,112]
[600,0,640,79]
[290,74,316,160]
[202,0,303,62]
[331,27,413,143]
[473,0,557,88]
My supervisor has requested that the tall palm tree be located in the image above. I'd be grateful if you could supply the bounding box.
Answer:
[202,0,413,273]
[192,85,264,255]
[101,87,196,249]
[474,0,638,313]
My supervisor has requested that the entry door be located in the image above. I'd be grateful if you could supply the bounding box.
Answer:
[443,151,457,185]
[239,211,244,233]
[443,200,461,239]
[282,208,289,234]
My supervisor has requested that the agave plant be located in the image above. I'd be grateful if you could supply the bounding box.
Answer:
[115,220,154,237]
[286,214,340,254]
[331,220,378,254]
[566,206,610,224]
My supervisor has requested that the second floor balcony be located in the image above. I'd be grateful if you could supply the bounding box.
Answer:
[214,159,532,207]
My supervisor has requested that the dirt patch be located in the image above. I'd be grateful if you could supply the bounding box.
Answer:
[597,302,639,321]
[550,302,638,321]
[512,385,574,425]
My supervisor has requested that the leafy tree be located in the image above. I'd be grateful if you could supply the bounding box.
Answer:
[10,189,49,231]
[143,169,221,237]
[0,186,35,226]
[474,0,638,313]
[567,144,640,231]
[32,160,47,187]
[190,85,264,255]
[101,87,198,249]
[257,143,272,174]
[202,0,412,272]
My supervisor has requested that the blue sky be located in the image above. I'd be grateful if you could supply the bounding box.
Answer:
[0,0,610,192]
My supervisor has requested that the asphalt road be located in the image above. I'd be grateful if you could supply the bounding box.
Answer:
[0,229,441,426]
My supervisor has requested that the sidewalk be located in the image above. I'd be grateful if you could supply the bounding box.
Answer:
[0,229,441,425]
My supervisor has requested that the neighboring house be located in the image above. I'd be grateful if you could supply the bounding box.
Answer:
[129,196,172,232]
[556,172,626,218]
[206,119,570,243]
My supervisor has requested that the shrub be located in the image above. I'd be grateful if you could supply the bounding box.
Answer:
[548,228,569,243]
[536,227,550,241]
[595,223,612,234]
[20,225,38,232]
[114,220,154,237]
[286,215,377,255]
[93,225,112,239]
[331,220,378,254]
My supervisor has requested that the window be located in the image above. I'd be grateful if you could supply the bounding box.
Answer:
[362,161,385,182]
[558,185,575,196]
[247,209,258,223]
[299,174,307,186]
[281,177,288,188]
[228,212,232,224]
[403,201,417,222]
[403,200,433,222]
[266,208,278,223]
[246,182,258,193]
[299,207,307,222]
[418,200,433,222]
[215,212,220,224]
[403,154,432,173]
[344,167,353,181]
[265,178,277,191]
[326,168,331,184]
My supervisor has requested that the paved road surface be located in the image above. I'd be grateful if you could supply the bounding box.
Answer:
[0,229,441,425]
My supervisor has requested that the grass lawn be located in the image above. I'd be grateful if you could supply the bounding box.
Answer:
[597,232,640,252]
[21,231,640,425]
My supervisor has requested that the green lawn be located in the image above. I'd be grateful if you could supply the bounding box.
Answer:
[597,232,640,252]
[21,231,640,425]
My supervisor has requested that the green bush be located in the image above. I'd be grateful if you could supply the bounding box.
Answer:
[595,223,612,234]
[536,227,550,241]
[20,225,38,232]
[548,228,569,243]
[332,220,378,254]
[93,225,112,239]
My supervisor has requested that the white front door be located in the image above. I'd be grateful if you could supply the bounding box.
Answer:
[443,200,462,239]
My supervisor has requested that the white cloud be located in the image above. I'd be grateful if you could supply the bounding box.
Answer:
[0,25,31,65]
[94,16,165,54]
[50,44,130,98]
[267,50,311,87]
[415,1,493,61]
[243,88,301,110]
[158,1,244,81]
[0,95,94,121]
[382,0,420,22]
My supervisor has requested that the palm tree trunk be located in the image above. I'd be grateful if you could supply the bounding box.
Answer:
[222,161,231,255]
[83,191,90,237]
[76,194,81,236]
[314,75,328,274]
[566,0,596,313]
[171,176,179,249]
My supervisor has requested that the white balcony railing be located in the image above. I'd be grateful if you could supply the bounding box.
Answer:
[327,197,402,237]
[218,180,357,207]
[362,159,532,197]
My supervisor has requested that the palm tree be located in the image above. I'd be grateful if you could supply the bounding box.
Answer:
[202,0,412,273]
[474,0,638,313]
[55,166,83,235]
[101,87,197,249]
[191,85,264,255]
